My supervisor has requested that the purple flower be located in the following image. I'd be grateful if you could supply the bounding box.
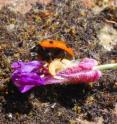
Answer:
[60,58,101,82]
[11,58,102,93]
[46,58,102,84]
[11,61,49,93]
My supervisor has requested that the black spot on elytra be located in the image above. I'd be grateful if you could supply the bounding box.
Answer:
[49,40,54,44]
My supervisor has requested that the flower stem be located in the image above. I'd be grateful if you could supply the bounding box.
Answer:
[94,63,117,71]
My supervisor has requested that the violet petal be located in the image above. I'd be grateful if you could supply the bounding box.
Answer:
[79,58,98,70]
[57,70,102,83]
[19,85,35,93]
[44,58,102,85]
[11,61,46,93]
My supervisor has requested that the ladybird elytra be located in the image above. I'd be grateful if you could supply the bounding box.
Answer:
[38,39,75,57]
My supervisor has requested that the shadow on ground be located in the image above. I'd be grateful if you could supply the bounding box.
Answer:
[3,81,91,114]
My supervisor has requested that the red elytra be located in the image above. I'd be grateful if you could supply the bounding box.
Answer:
[38,39,75,57]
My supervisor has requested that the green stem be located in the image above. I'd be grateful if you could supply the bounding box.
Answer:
[93,63,117,71]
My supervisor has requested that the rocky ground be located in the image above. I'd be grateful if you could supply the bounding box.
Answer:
[0,0,117,124]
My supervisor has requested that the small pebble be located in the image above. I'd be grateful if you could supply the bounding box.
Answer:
[6,113,13,120]
[6,24,15,32]
[51,103,56,109]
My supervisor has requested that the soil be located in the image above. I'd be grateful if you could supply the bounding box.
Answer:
[0,0,117,124]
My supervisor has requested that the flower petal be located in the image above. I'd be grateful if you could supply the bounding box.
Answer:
[11,61,46,92]
[79,58,98,70]
[58,70,102,83]
[19,85,35,93]
[12,61,43,72]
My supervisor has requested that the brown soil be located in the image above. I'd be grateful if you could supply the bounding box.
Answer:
[0,0,117,124]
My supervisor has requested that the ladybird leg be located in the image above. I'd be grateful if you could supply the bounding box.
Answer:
[30,46,40,57]
[59,51,66,61]
[48,52,53,61]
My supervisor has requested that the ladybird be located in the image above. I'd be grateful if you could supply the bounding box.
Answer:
[31,39,75,61]
[39,39,75,56]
